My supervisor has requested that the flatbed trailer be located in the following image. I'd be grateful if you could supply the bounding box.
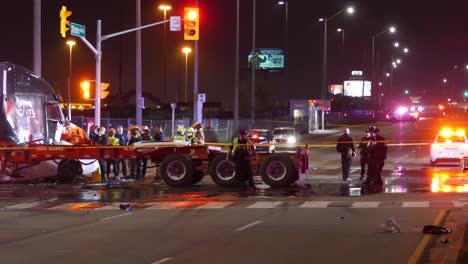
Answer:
[0,143,304,188]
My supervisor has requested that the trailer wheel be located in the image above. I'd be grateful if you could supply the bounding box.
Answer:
[209,155,240,187]
[160,154,194,186]
[57,159,83,184]
[259,154,296,188]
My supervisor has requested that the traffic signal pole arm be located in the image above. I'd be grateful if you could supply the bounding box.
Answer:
[102,20,169,41]
[76,19,169,127]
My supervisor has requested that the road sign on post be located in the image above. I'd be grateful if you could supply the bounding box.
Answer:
[170,16,181,31]
[70,23,86,37]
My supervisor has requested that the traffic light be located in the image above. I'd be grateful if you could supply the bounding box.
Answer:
[59,6,72,38]
[81,81,91,99]
[184,7,199,40]
[100,82,110,99]
[404,90,409,95]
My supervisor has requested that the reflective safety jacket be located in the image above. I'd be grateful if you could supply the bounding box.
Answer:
[173,135,186,141]
[232,137,254,155]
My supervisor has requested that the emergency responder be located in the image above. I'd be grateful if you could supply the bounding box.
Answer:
[367,128,388,191]
[114,125,128,179]
[358,129,371,180]
[185,127,197,145]
[128,126,143,180]
[140,126,153,178]
[173,126,186,142]
[193,123,205,144]
[229,129,258,191]
[106,128,120,180]
[336,128,356,181]
[364,126,377,187]
[94,126,109,182]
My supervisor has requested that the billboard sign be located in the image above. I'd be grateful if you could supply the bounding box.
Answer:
[248,48,284,69]
[343,80,371,97]
[329,84,343,95]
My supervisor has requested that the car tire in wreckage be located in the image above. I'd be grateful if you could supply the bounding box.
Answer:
[57,159,83,184]
[160,153,194,187]
[209,154,241,187]
[259,154,296,188]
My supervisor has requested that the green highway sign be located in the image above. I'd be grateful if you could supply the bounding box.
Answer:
[70,22,86,38]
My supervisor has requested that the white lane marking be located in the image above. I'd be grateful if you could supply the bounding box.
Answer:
[452,202,468,207]
[235,221,263,232]
[299,201,330,208]
[100,212,133,221]
[247,202,282,209]
[95,203,120,210]
[147,202,179,209]
[152,257,173,264]
[402,202,429,208]
[5,202,42,209]
[352,202,381,208]
[196,202,234,209]
[48,203,78,209]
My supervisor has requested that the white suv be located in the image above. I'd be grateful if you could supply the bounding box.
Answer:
[272,127,298,151]
[430,128,467,166]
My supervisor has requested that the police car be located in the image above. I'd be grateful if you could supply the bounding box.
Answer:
[430,128,468,166]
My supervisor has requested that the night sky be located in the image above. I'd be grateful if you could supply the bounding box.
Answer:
[1,0,467,111]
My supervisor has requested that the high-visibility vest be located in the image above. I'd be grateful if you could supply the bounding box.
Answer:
[232,137,252,155]
[173,135,186,141]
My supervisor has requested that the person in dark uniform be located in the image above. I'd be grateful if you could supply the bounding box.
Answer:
[371,128,388,189]
[128,126,143,180]
[114,125,128,179]
[336,128,356,181]
[229,129,258,191]
[152,124,165,141]
[94,126,109,182]
[358,129,371,180]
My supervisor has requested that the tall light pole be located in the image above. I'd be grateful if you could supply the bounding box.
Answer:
[159,4,171,100]
[66,40,76,120]
[136,0,142,126]
[371,26,396,105]
[278,1,288,64]
[320,6,355,101]
[251,0,256,124]
[182,47,192,102]
[234,0,240,131]
[33,0,41,76]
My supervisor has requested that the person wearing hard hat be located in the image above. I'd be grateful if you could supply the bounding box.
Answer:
[173,126,186,142]
[229,129,258,191]
[185,127,197,145]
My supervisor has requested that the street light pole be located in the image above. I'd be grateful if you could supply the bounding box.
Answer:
[251,0,256,124]
[320,7,354,101]
[159,5,171,100]
[136,0,142,126]
[234,0,240,132]
[182,47,192,102]
[66,40,75,120]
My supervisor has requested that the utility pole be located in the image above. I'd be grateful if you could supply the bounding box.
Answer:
[33,0,41,76]
[136,0,142,126]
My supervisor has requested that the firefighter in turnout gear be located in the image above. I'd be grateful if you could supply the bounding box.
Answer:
[229,129,258,191]
[173,126,186,142]
[185,127,197,145]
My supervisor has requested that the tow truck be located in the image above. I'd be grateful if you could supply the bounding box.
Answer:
[0,63,304,188]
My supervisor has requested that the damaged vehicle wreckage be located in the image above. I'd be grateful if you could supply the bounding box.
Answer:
[0,62,307,187]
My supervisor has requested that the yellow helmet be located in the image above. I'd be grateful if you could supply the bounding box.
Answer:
[177,127,185,133]
[186,127,194,134]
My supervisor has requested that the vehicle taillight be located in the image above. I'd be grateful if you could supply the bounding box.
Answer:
[251,134,258,139]
[386,114,390,119]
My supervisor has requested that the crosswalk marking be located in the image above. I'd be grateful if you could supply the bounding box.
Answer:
[352,202,381,208]
[299,201,331,208]
[5,202,42,209]
[147,202,180,209]
[196,202,234,209]
[402,202,430,208]
[247,202,283,209]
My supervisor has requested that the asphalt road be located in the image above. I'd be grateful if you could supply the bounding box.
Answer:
[0,116,466,263]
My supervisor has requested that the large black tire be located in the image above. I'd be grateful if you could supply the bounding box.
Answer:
[57,159,83,184]
[160,154,194,187]
[259,154,296,188]
[209,154,240,187]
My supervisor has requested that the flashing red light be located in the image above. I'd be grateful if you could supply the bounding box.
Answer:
[251,134,258,139]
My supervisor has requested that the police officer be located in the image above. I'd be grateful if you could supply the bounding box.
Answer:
[365,126,377,186]
[114,125,128,179]
[371,128,388,190]
[358,129,371,180]
[230,129,258,191]
[336,128,356,181]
